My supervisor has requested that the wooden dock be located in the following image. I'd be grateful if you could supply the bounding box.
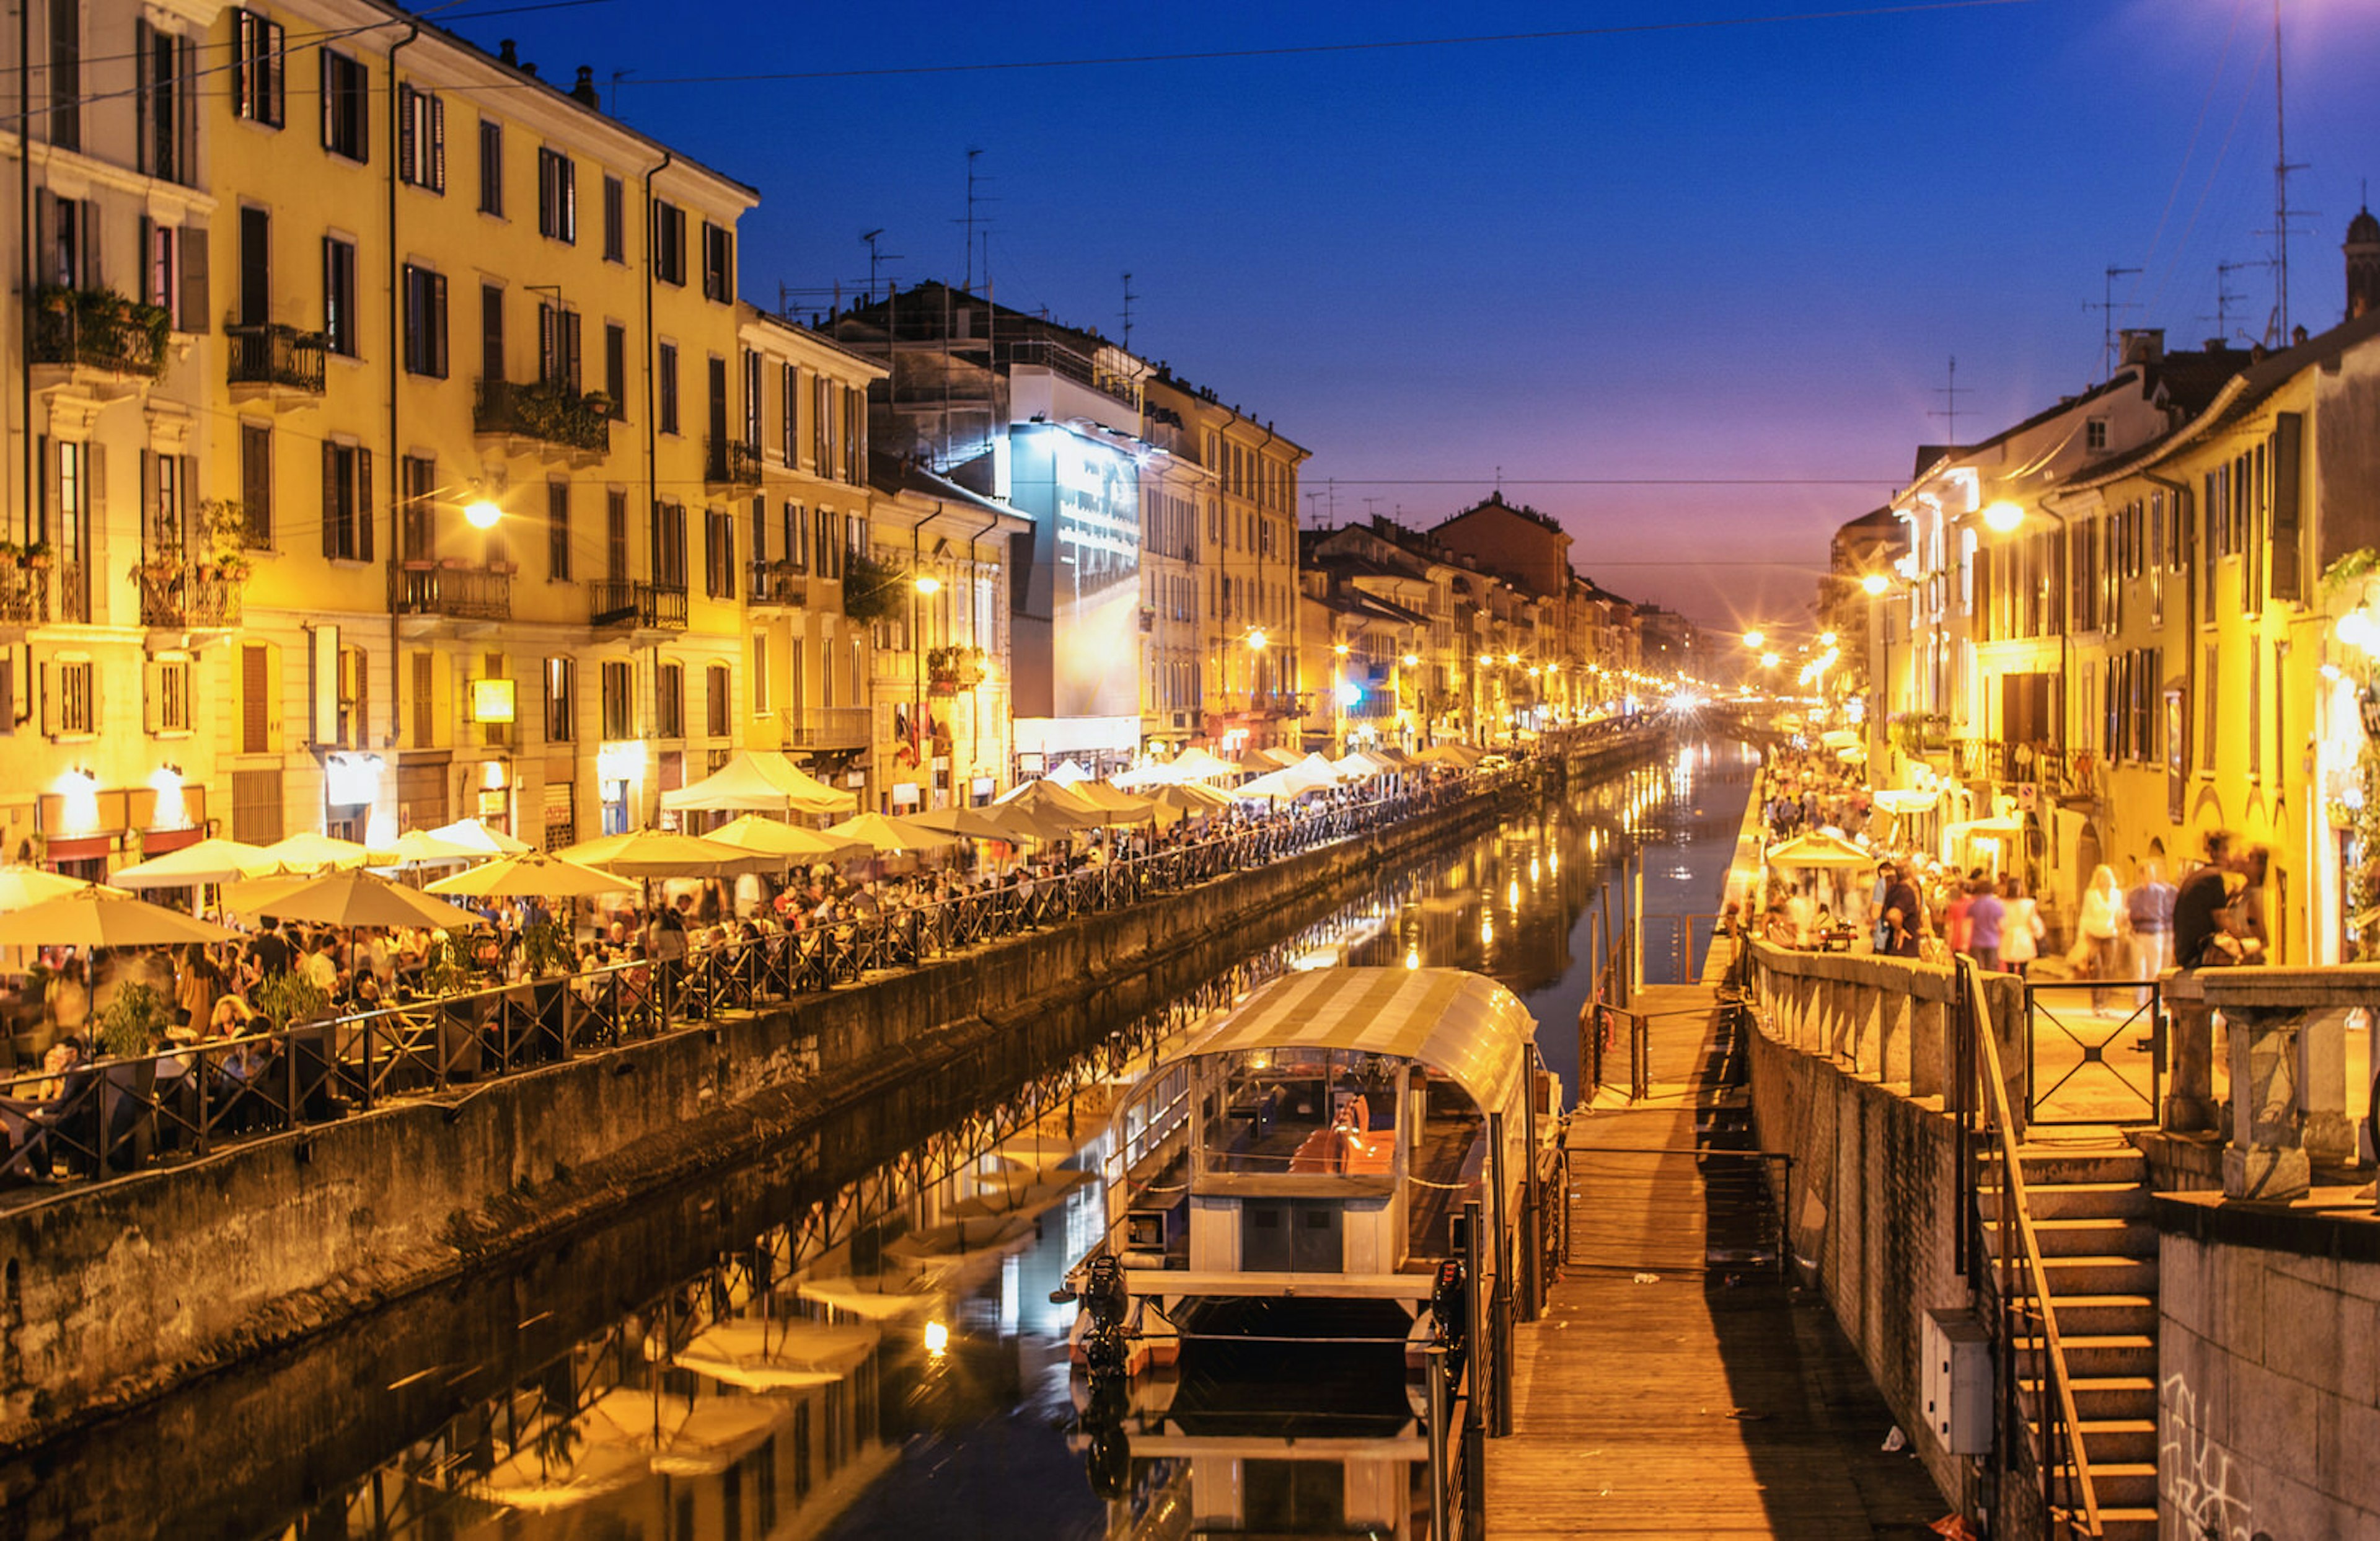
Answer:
[1487,979,1950,1538]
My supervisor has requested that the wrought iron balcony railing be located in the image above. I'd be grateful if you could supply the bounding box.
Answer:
[474,378,610,454]
[746,560,808,607]
[32,288,167,378]
[226,322,328,394]
[392,562,512,622]
[589,579,688,631]
[137,566,244,628]
[781,707,871,749]
[706,438,764,488]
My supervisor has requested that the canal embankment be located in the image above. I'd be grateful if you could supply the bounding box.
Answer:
[0,729,1665,1454]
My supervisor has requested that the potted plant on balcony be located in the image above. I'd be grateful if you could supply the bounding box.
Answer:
[23,541,53,572]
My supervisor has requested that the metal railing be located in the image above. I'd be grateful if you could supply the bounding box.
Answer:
[1961,956,2103,1539]
[226,322,327,393]
[780,705,870,749]
[474,378,610,454]
[705,437,764,488]
[32,291,167,378]
[392,562,513,622]
[0,567,51,625]
[137,567,244,628]
[2024,978,2161,1126]
[588,579,687,630]
[0,761,1561,1191]
[746,560,806,607]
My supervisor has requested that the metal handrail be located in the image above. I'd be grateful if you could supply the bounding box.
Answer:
[1963,955,2102,1539]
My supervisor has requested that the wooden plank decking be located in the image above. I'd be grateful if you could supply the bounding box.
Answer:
[1488,978,1950,1538]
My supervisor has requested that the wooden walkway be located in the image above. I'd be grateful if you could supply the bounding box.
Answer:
[1488,978,1950,1538]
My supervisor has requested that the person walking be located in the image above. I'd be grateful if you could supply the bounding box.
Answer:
[1880,862,1924,959]
[2127,859,2176,1004]
[1967,876,2006,972]
[2078,865,2130,1009]
[1998,878,2044,977]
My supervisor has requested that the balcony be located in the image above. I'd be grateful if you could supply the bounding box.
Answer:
[997,337,1142,410]
[226,322,327,407]
[32,287,168,399]
[0,563,50,629]
[589,579,687,632]
[474,378,611,464]
[1951,736,2091,804]
[782,707,871,750]
[392,561,513,627]
[136,563,245,630]
[747,560,808,609]
[1246,690,1310,720]
[707,437,764,490]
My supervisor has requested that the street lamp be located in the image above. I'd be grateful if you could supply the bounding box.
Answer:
[464,496,501,530]
[1981,500,2024,534]
[1861,572,1890,596]
[1743,629,1765,649]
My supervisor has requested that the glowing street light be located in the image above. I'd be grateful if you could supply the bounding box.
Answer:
[1742,629,1765,649]
[1982,500,2024,534]
[464,497,501,530]
[1246,629,1268,651]
[1861,572,1890,595]
[1819,631,1836,647]
[1760,651,1781,669]
[912,574,941,595]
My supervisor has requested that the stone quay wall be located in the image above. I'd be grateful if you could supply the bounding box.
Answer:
[0,730,1660,1452]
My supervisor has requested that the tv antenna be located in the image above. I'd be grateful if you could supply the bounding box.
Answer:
[1120,272,1139,353]
[859,230,903,306]
[2260,0,2313,342]
[956,149,998,293]
[2085,264,2143,377]
[1928,356,1970,448]
[2210,258,2267,343]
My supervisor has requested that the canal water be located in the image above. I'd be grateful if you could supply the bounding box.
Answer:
[3,737,1755,1541]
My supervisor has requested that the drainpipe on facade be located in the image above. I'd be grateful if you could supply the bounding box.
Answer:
[641,150,671,820]
[386,23,420,753]
[19,0,34,554]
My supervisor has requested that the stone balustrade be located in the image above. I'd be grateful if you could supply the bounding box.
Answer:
[1740,940,2027,1127]
[2162,965,2380,1203]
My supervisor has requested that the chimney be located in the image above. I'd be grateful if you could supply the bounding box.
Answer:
[520,62,538,78]
[570,65,599,107]
[498,37,517,64]
[2118,327,2164,366]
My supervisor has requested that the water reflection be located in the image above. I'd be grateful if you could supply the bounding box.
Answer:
[14,740,1752,1541]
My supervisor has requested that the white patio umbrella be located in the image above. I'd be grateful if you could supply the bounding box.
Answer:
[426,851,630,898]
[223,867,480,930]
[260,831,389,872]
[1165,745,1240,780]
[705,815,868,865]
[556,829,782,880]
[387,829,485,867]
[111,837,280,889]
[661,749,855,816]
[823,811,963,856]
[0,887,242,948]
[1047,759,1095,786]
[0,865,92,911]
[426,817,532,856]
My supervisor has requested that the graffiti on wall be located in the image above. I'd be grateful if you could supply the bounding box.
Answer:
[2161,1371,2260,1541]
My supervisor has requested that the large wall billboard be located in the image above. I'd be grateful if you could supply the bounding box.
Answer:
[1010,425,1142,720]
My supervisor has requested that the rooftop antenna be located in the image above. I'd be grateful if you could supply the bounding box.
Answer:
[956,149,998,293]
[608,68,634,116]
[1307,490,1326,527]
[1928,355,1970,448]
[1362,496,1382,523]
[859,229,902,307]
[2211,258,2265,342]
[2261,0,2312,343]
[1119,272,1138,354]
[2086,263,2143,376]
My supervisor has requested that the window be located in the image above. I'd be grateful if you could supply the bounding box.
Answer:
[547,479,571,580]
[783,501,807,572]
[842,387,866,482]
[653,201,687,286]
[136,23,195,182]
[231,8,284,126]
[323,236,358,356]
[811,374,832,473]
[537,148,576,242]
[320,49,368,161]
[138,218,187,331]
[705,663,731,736]
[600,660,633,740]
[2085,417,2109,453]
[320,441,373,562]
[400,455,434,560]
[48,0,80,149]
[604,323,627,417]
[602,175,625,262]
[480,283,505,384]
[704,508,735,598]
[537,303,581,392]
[743,350,763,450]
[397,84,444,190]
[658,342,680,433]
[544,657,576,742]
[477,119,504,215]
[402,265,447,377]
[148,656,192,735]
[780,364,799,464]
[751,634,769,713]
[240,423,273,545]
[650,501,688,588]
[50,659,95,737]
[656,663,684,736]
[813,509,842,581]
[701,221,734,302]
[606,489,629,580]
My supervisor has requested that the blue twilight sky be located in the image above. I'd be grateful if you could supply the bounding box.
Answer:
[452,0,2380,634]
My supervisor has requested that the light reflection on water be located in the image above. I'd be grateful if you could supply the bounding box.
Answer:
[22,740,1754,1541]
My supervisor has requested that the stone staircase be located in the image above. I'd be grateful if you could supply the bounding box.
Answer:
[1983,1143,2159,1541]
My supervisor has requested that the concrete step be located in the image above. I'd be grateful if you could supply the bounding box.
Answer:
[1988,1146,2144,1188]
[2008,1253,2161,1296]
[2086,1461,2161,1510]
[1989,1215,2157,1259]
[2090,1507,2159,1541]
[2021,1374,2156,1421]
[2035,1294,2158,1336]
[2070,1417,2159,1465]
[1980,1178,2150,1221]
[2011,1333,2156,1379]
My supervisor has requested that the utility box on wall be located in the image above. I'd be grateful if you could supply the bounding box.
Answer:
[1923,1309,1992,1456]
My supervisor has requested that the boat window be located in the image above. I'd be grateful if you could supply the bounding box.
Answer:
[1198,1049,1401,1177]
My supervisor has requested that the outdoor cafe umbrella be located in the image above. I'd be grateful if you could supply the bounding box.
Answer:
[1763,832,1879,871]
[0,865,91,911]
[906,805,1022,842]
[704,815,868,866]
[0,886,242,948]
[388,828,484,867]
[426,850,630,899]
[1069,781,1158,823]
[975,801,1085,846]
[110,836,280,889]
[1235,765,1332,802]
[221,867,479,930]
[556,829,782,880]
[1165,745,1239,780]
[260,831,389,872]
[1047,759,1095,786]
[1872,788,1939,816]
[995,777,1107,830]
[823,811,963,856]
[426,817,532,856]
[661,749,855,816]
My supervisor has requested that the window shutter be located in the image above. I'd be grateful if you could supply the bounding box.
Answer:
[263,20,284,126]
[32,190,53,287]
[263,641,284,749]
[139,450,153,554]
[431,96,446,191]
[180,224,208,332]
[322,441,340,559]
[136,22,152,173]
[320,49,334,149]
[2270,412,2303,603]
[398,84,416,181]
[356,448,374,562]
[430,272,448,378]
[38,661,56,738]
[563,164,576,240]
[143,656,164,735]
[138,216,155,305]
[79,200,102,289]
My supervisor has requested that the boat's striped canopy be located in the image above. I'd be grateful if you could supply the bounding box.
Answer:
[1186,968,1536,1116]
